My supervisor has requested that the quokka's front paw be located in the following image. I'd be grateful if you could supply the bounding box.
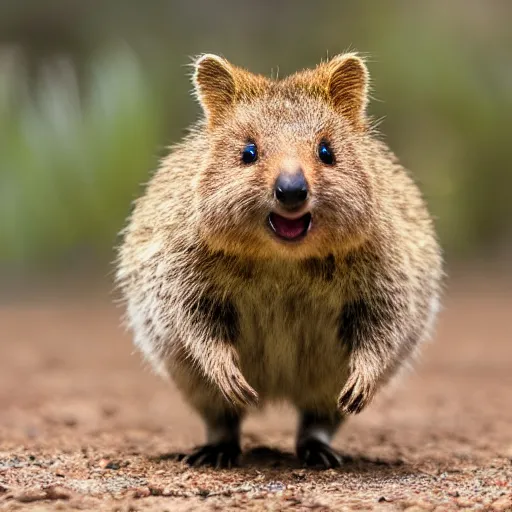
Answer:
[215,347,259,408]
[184,441,241,469]
[337,372,377,414]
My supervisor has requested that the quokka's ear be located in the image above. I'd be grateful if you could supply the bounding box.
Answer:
[325,54,369,131]
[193,54,269,129]
[193,54,236,128]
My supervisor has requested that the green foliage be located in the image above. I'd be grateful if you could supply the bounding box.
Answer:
[0,46,162,269]
[1,1,511,272]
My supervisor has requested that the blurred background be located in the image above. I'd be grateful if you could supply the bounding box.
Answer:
[0,4,511,498]
[1,0,511,287]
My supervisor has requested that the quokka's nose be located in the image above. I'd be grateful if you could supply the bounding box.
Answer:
[274,170,309,210]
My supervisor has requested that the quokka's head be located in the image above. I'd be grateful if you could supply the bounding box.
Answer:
[192,53,376,260]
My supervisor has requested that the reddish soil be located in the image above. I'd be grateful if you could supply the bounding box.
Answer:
[0,277,511,511]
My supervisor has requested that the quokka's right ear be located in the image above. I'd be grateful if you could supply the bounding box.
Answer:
[193,54,236,128]
[192,54,269,129]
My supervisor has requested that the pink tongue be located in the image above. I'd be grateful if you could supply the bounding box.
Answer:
[271,213,307,239]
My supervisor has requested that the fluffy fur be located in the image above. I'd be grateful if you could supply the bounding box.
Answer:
[116,53,443,468]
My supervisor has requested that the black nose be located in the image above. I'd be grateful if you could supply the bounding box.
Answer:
[274,171,309,209]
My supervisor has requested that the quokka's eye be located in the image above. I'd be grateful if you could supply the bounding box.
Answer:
[318,140,335,165]
[241,142,258,164]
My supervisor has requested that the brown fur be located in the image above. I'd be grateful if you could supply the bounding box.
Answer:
[116,53,443,466]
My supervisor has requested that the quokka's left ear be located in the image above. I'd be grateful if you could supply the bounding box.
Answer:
[324,53,370,131]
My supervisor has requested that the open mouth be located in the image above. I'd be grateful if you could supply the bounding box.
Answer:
[268,212,312,241]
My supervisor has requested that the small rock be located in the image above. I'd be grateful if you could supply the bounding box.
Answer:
[98,458,121,470]
[378,496,390,502]
[0,484,8,493]
[492,496,512,511]
[45,486,71,500]
[132,487,151,498]
[14,489,47,503]
[267,481,285,493]
[149,486,164,496]
[456,497,475,508]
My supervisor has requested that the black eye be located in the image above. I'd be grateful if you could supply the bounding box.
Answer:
[318,141,334,165]
[241,142,258,164]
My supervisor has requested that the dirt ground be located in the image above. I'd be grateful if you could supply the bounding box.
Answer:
[0,276,511,511]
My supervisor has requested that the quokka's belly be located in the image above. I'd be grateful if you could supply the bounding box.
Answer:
[235,298,350,408]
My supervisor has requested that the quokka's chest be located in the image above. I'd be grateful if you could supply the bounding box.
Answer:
[230,279,350,401]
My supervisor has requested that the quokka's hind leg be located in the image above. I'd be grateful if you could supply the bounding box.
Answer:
[168,352,247,469]
[185,407,245,469]
[296,409,345,469]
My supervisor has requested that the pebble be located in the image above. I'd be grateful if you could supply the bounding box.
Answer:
[132,487,151,498]
[14,489,48,503]
[98,458,121,469]
[45,486,72,500]
[266,481,285,493]
[492,496,512,511]
[13,485,72,503]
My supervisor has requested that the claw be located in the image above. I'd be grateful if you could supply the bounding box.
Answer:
[297,439,342,469]
[184,442,241,469]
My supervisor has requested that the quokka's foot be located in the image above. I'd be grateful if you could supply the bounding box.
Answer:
[185,441,241,469]
[297,438,343,469]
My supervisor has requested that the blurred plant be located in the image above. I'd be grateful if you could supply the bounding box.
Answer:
[1,0,511,274]
[0,44,162,271]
